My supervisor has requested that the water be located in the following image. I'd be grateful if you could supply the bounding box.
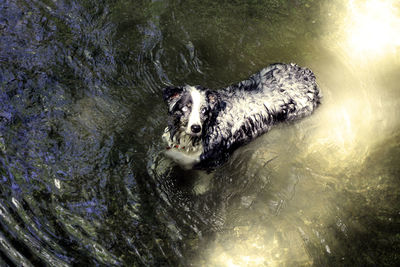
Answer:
[1,0,399,266]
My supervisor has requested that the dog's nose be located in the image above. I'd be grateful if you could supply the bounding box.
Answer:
[191,124,201,133]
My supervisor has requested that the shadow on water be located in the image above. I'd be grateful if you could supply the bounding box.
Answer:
[1,0,400,266]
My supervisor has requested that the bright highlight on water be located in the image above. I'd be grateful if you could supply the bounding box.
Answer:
[346,0,400,57]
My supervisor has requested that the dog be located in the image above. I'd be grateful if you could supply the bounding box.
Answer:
[162,63,321,170]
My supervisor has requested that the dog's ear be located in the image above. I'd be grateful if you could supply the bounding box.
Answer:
[162,86,183,103]
[206,90,219,110]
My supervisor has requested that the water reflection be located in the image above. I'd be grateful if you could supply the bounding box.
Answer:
[345,0,400,58]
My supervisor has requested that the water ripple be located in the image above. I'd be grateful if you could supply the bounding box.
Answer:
[1,0,400,266]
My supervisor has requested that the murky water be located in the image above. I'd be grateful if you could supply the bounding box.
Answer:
[1,0,399,266]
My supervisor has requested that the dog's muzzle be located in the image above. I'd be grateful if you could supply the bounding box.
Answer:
[162,127,203,154]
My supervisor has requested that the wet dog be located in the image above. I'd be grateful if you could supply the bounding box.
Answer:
[162,63,321,170]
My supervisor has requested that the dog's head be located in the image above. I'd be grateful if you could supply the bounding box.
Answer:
[163,85,218,138]
[162,85,219,168]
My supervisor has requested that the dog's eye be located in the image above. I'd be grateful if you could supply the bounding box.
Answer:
[201,107,207,114]
[182,106,188,112]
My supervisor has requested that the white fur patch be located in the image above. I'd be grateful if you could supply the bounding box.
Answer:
[162,127,204,169]
[186,86,205,135]
[164,149,201,170]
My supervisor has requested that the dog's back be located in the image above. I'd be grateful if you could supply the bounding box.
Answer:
[222,63,320,120]
[199,63,321,168]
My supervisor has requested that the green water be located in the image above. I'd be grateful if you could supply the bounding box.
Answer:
[1,0,399,266]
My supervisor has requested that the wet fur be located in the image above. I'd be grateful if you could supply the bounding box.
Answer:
[162,63,321,170]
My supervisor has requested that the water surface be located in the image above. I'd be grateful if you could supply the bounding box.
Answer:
[1,0,400,266]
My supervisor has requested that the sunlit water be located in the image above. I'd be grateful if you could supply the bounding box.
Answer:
[1,0,399,266]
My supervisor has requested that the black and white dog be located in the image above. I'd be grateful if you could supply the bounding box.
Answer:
[162,63,321,170]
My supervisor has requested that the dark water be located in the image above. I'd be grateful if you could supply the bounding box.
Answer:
[1,0,400,266]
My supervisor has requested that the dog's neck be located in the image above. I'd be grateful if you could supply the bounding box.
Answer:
[201,91,224,139]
